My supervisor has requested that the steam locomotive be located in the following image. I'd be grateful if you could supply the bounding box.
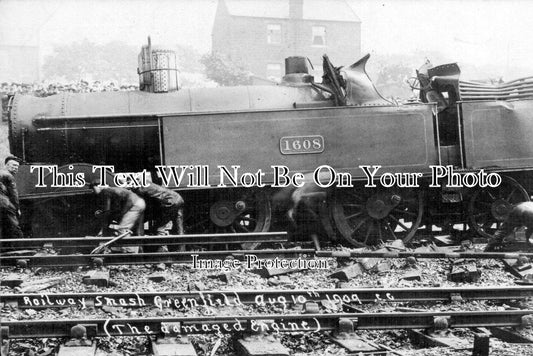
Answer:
[8,40,533,246]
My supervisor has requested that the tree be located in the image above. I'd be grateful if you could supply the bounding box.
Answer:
[174,45,203,73]
[200,52,252,86]
[42,40,140,83]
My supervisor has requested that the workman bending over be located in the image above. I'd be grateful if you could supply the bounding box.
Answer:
[89,179,146,238]
[0,156,23,238]
[133,178,184,236]
[485,201,533,251]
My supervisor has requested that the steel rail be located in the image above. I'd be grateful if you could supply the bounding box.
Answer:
[2,249,533,267]
[0,232,288,251]
[2,286,533,310]
[316,250,533,259]
[0,249,317,267]
[1,310,532,338]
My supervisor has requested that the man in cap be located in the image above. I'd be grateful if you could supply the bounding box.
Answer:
[89,180,146,239]
[485,201,533,251]
[0,156,23,238]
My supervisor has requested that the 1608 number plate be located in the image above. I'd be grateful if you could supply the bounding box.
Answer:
[280,135,324,155]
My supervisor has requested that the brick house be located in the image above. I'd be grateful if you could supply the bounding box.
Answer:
[211,0,361,81]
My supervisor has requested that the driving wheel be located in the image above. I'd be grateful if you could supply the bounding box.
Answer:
[328,186,424,247]
[468,176,530,238]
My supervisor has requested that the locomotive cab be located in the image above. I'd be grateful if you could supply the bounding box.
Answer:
[416,61,462,167]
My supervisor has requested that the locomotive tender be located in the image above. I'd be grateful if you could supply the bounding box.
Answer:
[8,40,533,246]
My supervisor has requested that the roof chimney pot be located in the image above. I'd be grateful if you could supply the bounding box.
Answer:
[289,0,303,19]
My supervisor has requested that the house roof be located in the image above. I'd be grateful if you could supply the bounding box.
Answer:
[223,0,360,22]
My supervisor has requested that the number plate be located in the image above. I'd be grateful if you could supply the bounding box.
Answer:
[280,135,324,155]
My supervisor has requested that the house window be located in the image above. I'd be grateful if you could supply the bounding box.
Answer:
[267,24,281,44]
[266,63,282,80]
[312,26,326,46]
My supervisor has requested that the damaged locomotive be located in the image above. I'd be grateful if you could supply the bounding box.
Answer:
[7,39,533,246]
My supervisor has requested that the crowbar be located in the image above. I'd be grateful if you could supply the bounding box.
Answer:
[90,231,131,254]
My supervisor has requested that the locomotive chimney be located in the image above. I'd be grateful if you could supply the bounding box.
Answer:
[282,56,314,84]
[137,37,180,93]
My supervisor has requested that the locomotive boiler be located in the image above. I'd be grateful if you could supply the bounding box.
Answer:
[8,40,533,246]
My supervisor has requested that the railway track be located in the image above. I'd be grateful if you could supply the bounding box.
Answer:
[0,232,288,252]
[2,233,533,355]
[1,287,532,354]
[0,249,317,268]
[2,310,533,339]
[2,248,533,268]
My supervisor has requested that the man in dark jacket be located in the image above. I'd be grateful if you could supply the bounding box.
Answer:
[89,180,146,237]
[133,180,184,236]
[485,201,533,251]
[0,156,23,238]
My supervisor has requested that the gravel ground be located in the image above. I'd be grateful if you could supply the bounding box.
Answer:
[1,244,532,355]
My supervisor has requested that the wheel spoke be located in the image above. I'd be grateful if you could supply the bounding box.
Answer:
[388,214,410,231]
[345,211,364,220]
[347,191,365,201]
[343,203,363,208]
[505,188,517,202]
[363,223,373,244]
[484,190,497,201]
[385,220,399,240]
[351,216,370,235]
[377,221,383,241]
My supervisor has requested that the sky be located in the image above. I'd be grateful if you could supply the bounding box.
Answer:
[354,0,533,76]
[1,0,533,79]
